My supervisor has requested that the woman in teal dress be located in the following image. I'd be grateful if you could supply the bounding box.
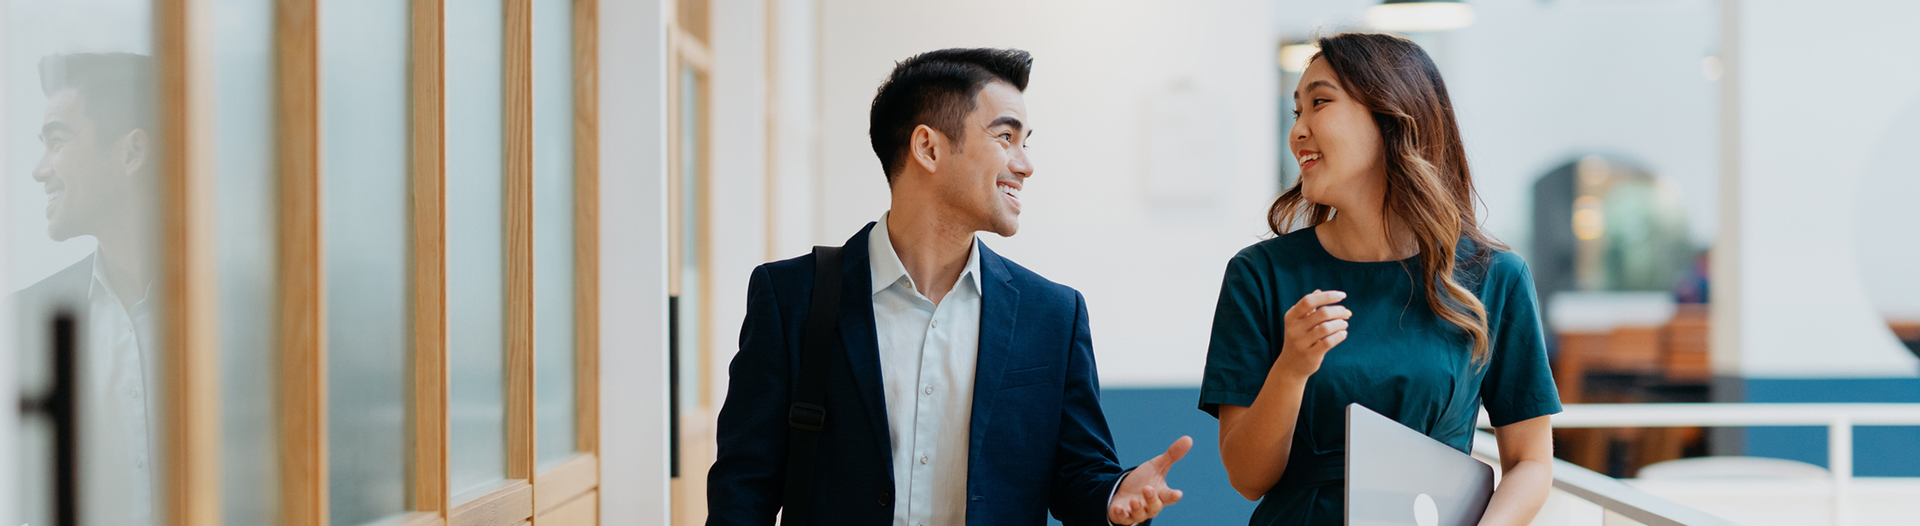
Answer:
[1200,33,1561,526]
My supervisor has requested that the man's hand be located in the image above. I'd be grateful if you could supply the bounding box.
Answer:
[1107,436,1193,525]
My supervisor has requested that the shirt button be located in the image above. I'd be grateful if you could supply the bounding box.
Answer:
[877,490,892,506]
[130,389,139,399]
[924,385,934,395]
[931,319,938,328]
[920,456,929,465]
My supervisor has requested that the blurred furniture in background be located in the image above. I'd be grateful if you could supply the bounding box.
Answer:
[1549,296,1710,477]
[1889,320,1920,358]
[1529,154,1712,478]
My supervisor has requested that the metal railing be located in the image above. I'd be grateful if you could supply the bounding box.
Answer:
[1470,431,1739,526]
[1478,403,1920,526]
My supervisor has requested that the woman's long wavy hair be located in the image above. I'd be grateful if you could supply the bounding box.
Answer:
[1270,32,1506,364]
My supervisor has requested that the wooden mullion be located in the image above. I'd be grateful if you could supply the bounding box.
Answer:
[505,0,539,489]
[157,0,220,523]
[668,25,713,72]
[397,511,449,526]
[450,480,534,526]
[533,490,596,525]
[691,62,713,412]
[532,453,596,514]
[410,0,451,516]
[573,0,602,463]
[277,0,327,525]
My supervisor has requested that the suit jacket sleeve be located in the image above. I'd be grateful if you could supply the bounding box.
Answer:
[706,265,789,525]
[1047,291,1134,526]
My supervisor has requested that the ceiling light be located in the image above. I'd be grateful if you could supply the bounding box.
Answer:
[1279,43,1319,73]
[1366,0,1476,33]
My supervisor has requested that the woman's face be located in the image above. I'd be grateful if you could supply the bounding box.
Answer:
[1289,58,1386,210]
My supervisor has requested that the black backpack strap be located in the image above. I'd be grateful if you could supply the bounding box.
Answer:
[781,245,843,525]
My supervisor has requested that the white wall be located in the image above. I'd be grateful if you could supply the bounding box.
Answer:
[768,0,821,258]
[702,0,772,409]
[739,0,1919,390]
[1445,0,1721,255]
[1732,0,1920,377]
[598,0,671,523]
[1271,0,1723,256]
[1855,98,1920,320]
[812,0,1280,387]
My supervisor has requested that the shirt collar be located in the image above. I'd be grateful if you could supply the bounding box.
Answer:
[88,250,109,301]
[87,249,155,314]
[869,212,982,297]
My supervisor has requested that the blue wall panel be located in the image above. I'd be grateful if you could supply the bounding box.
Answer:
[1743,378,1920,477]
[1049,387,1256,526]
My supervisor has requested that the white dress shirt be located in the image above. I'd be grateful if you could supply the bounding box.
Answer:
[82,252,160,526]
[869,213,982,526]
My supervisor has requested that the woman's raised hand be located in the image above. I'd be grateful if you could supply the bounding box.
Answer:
[1274,289,1351,381]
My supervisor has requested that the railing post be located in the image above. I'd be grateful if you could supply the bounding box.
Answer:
[1829,415,1852,526]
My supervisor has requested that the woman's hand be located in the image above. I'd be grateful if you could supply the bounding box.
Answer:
[1219,289,1354,500]
[1272,289,1352,381]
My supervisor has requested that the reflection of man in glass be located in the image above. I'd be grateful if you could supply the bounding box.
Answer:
[15,52,160,526]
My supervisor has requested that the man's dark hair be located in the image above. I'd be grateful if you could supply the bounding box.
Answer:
[868,48,1031,182]
[39,53,157,146]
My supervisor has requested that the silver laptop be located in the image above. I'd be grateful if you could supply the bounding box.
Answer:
[1346,403,1495,526]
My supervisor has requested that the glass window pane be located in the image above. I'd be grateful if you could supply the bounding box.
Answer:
[213,0,280,524]
[532,0,577,468]
[8,2,160,525]
[675,66,704,414]
[447,0,510,499]
[321,0,411,523]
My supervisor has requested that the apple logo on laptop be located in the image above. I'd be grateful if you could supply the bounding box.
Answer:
[1413,493,1439,526]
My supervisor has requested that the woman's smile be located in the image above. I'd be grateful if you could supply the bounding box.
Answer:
[1297,150,1322,171]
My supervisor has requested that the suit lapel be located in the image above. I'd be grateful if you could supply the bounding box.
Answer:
[836,224,895,468]
[967,243,1020,476]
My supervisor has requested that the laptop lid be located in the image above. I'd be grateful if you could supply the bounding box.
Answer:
[1345,403,1495,526]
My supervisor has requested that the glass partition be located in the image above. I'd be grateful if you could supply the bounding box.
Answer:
[674,64,706,415]
[213,0,281,523]
[532,0,578,469]
[446,0,511,500]
[321,0,412,523]
[6,2,160,525]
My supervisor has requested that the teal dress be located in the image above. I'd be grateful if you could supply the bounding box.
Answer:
[1198,226,1561,526]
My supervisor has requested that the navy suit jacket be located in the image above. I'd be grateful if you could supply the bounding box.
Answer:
[707,224,1134,526]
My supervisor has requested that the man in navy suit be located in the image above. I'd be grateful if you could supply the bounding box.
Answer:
[707,48,1191,526]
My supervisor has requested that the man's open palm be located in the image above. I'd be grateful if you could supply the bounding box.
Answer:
[1107,436,1193,525]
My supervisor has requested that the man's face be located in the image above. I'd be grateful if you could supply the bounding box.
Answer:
[33,88,138,241]
[942,80,1034,237]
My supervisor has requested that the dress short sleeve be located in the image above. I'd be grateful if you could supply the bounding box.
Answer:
[1478,253,1563,428]
[1199,251,1275,418]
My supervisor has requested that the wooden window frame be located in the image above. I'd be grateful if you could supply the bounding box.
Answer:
[225,0,598,523]
[533,0,603,522]
[666,3,714,409]
[158,0,220,523]
[445,0,537,524]
[408,0,453,524]
[665,1,713,524]
[277,0,326,524]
